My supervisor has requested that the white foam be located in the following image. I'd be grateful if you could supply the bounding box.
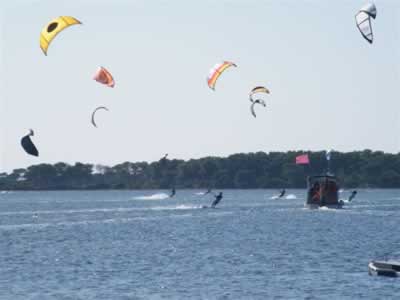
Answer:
[319,206,331,210]
[151,204,202,211]
[270,193,297,200]
[132,193,170,200]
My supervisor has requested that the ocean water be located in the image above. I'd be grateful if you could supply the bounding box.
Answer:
[0,189,399,299]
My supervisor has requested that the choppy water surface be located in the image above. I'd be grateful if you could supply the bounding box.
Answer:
[0,189,399,299]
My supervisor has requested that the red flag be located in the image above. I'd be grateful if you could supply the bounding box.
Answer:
[296,154,309,165]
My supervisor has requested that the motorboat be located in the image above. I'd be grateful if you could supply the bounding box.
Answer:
[305,175,343,209]
[368,260,400,277]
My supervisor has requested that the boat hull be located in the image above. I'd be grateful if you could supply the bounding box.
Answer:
[368,261,400,277]
[305,202,344,210]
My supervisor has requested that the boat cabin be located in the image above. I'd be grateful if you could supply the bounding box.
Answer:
[306,175,341,208]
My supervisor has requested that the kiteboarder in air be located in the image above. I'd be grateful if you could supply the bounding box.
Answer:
[278,189,286,198]
[211,192,223,208]
[348,190,357,202]
[169,187,176,198]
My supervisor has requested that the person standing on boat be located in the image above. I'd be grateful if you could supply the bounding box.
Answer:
[311,182,321,203]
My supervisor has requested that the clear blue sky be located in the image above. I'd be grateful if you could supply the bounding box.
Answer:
[1,0,400,172]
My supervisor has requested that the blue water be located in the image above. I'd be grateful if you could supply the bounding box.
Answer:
[0,189,399,299]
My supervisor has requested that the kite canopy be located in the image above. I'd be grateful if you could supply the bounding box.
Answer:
[360,2,377,18]
[249,86,270,102]
[93,67,115,88]
[40,16,81,55]
[250,99,266,118]
[355,3,377,44]
[91,106,109,128]
[207,61,237,90]
[21,129,39,157]
[249,86,269,118]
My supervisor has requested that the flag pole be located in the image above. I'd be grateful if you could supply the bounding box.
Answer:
[303,152,313,176]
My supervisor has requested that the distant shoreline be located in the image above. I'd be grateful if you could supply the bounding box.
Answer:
[1,150,399,190]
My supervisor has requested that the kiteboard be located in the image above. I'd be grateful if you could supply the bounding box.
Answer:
[201,205,218,209]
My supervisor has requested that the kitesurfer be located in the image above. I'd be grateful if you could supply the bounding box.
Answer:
[169,188,176,198]
[348,190,357,202]
[278,189,286,198]
[211,192,223,208]
[204,188,212,195]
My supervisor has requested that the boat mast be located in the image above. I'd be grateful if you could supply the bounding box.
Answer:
[326,149,332,175]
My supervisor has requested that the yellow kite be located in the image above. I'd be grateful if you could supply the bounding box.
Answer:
[40,16,81,55]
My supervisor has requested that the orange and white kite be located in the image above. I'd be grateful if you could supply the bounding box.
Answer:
[93,66,115,88]
[207,61,237,90]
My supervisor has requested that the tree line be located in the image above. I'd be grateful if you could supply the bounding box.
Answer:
[0,150,399,190]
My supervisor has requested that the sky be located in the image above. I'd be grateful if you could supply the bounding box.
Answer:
[1,0,400,172]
